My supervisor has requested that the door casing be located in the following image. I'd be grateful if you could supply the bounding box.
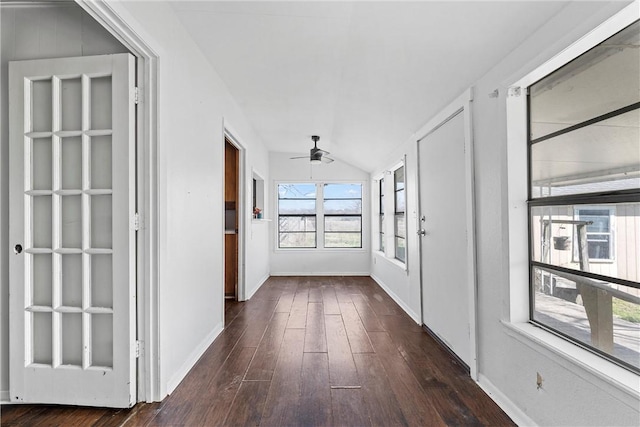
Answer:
[415,88,478,379]
[76,0,160,403]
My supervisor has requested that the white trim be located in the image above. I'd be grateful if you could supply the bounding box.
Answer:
[165,322,223,395]
[75,0,160,402]
[477,373,538,427]
[224,123,248,302]
[505,0,640,402]
[414,87,479,379]
[1,390,9,404]
[370,274,421,324]
[246,274,270,300]
[270,272,370,277]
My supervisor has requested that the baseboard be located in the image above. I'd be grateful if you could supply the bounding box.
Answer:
[477,373,537,427]
[1,390,9,404]
[269,272,370,277]
[246,274,270,300]
[370,274,421,324]
[165,321,224,395]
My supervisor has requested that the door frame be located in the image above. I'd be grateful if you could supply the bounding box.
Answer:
[415,88,478,379]
[223,122,247,303]
[76,0,160,402]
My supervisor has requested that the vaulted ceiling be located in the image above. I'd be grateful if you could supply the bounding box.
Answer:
[170,1,571,172]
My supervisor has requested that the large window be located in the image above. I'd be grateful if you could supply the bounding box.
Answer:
[394,166,406,263]
[278,182,362,249]
[324,183,362,248]
[528,21,639,372]
[379,178,385,252]
[278,183,316,248]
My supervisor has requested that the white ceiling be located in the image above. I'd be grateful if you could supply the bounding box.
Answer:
[170,1,571,172]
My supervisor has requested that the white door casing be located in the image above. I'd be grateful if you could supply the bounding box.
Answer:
[417,90,478,377]
[9,53,136,408]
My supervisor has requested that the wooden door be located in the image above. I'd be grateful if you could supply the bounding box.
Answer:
[9,54,137,407]
[224,140,238,298]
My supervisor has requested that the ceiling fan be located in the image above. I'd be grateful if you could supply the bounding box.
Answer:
[290,135,334,164]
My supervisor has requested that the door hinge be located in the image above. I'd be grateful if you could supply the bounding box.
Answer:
[134,86,140,105]
[135,340,141,358]
[133,212,140,231]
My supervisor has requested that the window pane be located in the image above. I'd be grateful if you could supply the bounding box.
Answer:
[279,199,316,215]
[395,237,406,262]
[279,216,316,232]
[278,183,316,199]
[395,189,405,212]
[324,199,362,215]
[324,183,362,199]
[279,232,316,248]
[395,215,405,239]
[325,233,361,248]
[530,109,640,198]
[325,216,360,232]
[530,203,640,282]
[532,266,640,371]
[394,166,405,191]
[530,21,640,140]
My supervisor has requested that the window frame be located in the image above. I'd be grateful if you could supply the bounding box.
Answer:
[277,183,317,249]
[394,165,406,263]
[573,206,616,263]
[276,181,365,251]
[323,183,363,249]
[379,178,385,253]
[524,19,639,373]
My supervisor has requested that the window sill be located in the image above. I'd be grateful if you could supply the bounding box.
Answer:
[275,247,367,253]
[502,321,639,407]
[252,218,271,223]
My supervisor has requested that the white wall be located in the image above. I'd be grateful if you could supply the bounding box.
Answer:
[0,2,130,400]
[269,152,370,275]
[106,1,271,397]
[369,1,639,425]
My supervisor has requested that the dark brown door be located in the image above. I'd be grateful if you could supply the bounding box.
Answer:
[224,139,239,298]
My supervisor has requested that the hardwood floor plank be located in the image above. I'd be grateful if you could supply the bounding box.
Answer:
[304,302,328,353]
[287,286,309,329]
[274,291,295,313]
[199,346,257,426]
[260,328,305,426]
[330,388,371,426]
[353,353,409,427]
[339,301,374,353]
[324,314,359,386]
[223,380,270,426]
[244,312,289,381]
[350,293,386,332]
[296,352,332,426]
[368,331,446,427]
[322,286,341,315]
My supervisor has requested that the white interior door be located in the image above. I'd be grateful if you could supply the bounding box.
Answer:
[9,54,136,408]
[418,110,475,371]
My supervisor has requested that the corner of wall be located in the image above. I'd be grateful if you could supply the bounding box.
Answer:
[370,274,421,324]
[477,374,537,427]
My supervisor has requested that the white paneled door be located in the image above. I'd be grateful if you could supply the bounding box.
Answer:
[9,54,136,408]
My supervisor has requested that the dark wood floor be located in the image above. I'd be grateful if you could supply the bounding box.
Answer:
[1,276,514,426]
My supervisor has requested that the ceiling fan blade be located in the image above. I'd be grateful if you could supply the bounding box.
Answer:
[316,149,330,155]
[289,155,309,160]
[321,156,335,164]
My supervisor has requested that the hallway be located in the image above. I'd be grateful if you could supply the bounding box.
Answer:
[1,276,514,426]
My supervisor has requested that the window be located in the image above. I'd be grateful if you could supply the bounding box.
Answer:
[574,207,615,261]
[324,183,362,248]
[379,178,385,252]
[278,183,316,248]
[278,182,363,249]
[527,21,639,372]
[394,166,406,262]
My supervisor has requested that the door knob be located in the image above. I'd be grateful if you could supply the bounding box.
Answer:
[417,229,427,236]
[14,244,23,254]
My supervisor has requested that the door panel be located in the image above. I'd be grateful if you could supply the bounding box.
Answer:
[9,54,136,408]
[418,112,471,367]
